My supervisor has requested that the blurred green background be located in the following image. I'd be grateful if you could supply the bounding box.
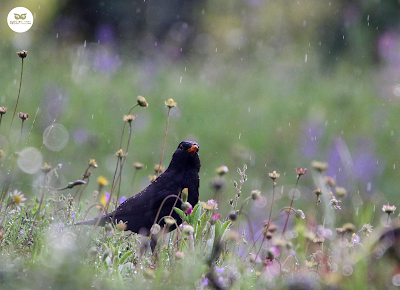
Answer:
[1,0,400,215]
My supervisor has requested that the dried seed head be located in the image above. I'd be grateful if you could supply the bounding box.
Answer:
[115,149,126,158]
[313,188,323,197]
[18,112,28,120]
[216,165,229,176]
[133,162,144,170]
[165,98,177,108]
[251,190,262,200]
[342,223,356,232]
[123,114,136,123]
[295,168,307,176]
[324,176,336,187]
[137,96,148,107]
[311,161,328,172]
[41,163,52,174]
[0,107,7,115]
[88,159,97,168]
[116,221,127,232]
[17,50,28,59]
[269,171,280,180]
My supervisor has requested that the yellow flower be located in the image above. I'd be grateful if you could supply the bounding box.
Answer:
[100,192,110,206]
[9,190,27,210]
[97,176,109,187]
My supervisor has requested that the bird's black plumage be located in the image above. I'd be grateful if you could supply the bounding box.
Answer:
[75,141,200,235]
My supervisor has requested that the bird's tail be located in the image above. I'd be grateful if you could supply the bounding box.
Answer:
[74,216,109,227]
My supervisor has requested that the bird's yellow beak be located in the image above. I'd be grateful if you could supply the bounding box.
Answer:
[187,144,198,153]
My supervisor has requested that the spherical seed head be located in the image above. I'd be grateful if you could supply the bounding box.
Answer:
[133,162,144,170]
[165,98,177,108]
[311,161,328,172]
[150,224,161,235]
[18,112,28,120]
[123,114,136,123]
[41,163,52,174]
[228,212,237,221]
[17,50,28,59]
[216,165,229,176]
[210,176,225,191]
[295,209,305,219]
[0,107,7,114]
[182,225,194,236]
[251,190,262,200]
[164,217,176,226]
[88,159,97,168]
[116,221,127,232]
[335,187,347,199]
[137,96,148,107]
[324,176,336,187]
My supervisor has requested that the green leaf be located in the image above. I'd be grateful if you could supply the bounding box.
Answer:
[119,251,133,265]
[174,207,189,223]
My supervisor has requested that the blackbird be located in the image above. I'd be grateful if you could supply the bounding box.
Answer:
[75,141,200,238]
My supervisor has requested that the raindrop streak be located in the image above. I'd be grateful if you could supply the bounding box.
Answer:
[43,124,69,151]
[305,54,307,63]
[180,76,182,83]
[238,133,241,139]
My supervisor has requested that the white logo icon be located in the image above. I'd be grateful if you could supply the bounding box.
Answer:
[7,7,33,33]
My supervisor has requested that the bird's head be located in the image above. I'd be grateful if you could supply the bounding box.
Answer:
[168,141,200,171]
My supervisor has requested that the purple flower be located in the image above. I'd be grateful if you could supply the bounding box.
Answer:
[119,196,126,204]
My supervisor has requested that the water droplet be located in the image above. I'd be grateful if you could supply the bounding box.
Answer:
[43,123,69,151]
[17,147,43,174]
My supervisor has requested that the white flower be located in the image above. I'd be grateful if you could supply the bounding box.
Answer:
[9,190,27,210]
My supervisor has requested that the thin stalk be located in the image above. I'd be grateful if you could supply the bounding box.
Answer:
[282,175,301,237]
[9,57,24,136]
[157,108,171,177]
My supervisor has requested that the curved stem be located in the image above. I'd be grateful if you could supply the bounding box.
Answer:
[9,58,24,136]
[282,176,301,237]
[157,108,171,177]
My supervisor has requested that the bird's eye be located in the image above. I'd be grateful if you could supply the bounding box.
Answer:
[179,146,184,151]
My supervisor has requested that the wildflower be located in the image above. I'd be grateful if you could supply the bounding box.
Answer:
[115,149,126,158]
[9,190,27,209]
[314,188,322,197]
[0,107,7,115]
[40,163,52,174]
[181,202,193,214]
[324,176,336,187]
[153,164,164,174]
[175,251,185,260]
[100,192,110,206]
[311,161,328,172]
[88,159,98,168]
[17,50,28,59]
[200,199,218,210]
[18,112,28,120]
[150,224,161,235]
[133,162,144,170]
[295,168,307,176]
[182,225,194,238]
[216,165,229,176]
[329,197,341,210]
[295,209,305,219]
[382,204,396,214]
[249,254,262,263]
[137,96,148,107]
[210,213,220,225]
[269,171,280,180]
[351,233,360,244]
[116,221,127,231]
[335,187,347,199]
[164,217,176,226]
[165,98,177,108]
[123,114,136,123]
[360,224,373,236]
[251,190,262,200]
[181,188,188,202]
[119,196,126,204]
[97,176,109,187]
